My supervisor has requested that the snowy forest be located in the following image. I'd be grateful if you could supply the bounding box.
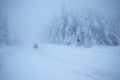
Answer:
[0,0,120,80]
[47,3,120,47]
[0,0,120,47]
[0,0,9,47]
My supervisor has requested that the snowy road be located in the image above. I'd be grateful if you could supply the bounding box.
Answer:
[0,44,120,80]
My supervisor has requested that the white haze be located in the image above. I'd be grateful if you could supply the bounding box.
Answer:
[7,0,113,45]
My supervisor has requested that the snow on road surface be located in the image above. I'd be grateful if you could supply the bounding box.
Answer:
[0,44,120,80]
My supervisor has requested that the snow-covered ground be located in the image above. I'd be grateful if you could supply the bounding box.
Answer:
[0,44,120,80]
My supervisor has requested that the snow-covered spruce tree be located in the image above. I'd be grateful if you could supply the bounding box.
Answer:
[48,7,120,47]
[104,0,120,46]
[48,4,70,45]
[0,0,9,47]
[107,17,120,46]
[108,0,120,46]
[0,16,9,46]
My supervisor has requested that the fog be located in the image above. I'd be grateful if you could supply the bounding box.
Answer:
[1,0,120,80]
[7,0,115,44]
